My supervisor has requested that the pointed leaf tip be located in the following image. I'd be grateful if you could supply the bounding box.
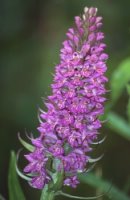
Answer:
[18,132,34,152]
[90,136,107,145]
[16,150,32,181]
[88,154,104,163]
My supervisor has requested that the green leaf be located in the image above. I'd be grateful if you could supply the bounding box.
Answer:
[18,133,34,152]
[79,172,130,200]
[50,159,64,191]
[40,159,64,200]
[126,83,130,96]
[111,58,130,104]
[126,84,130,123]
[123,176,130,194]
[40,185,55,200]
[106,112,130,140]
[51,171,64,192]
[8,151,26,200]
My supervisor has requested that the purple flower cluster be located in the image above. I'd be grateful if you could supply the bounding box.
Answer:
[24,7,108,189]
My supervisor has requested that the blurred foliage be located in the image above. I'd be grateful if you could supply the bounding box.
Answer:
[111,58,130,105]
[79,172,130,200]
[126,83,130,123]
[107,112,130,141]
[1,0,130,199]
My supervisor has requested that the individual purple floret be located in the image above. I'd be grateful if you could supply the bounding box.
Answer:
[24,147,51,189]
[23,7,108,189]
[64,176,80,188]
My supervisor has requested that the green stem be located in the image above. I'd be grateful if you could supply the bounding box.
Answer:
[40,186,55,200]
[40,166,64,200]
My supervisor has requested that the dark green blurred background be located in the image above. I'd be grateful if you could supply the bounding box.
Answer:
[1,0,130,199]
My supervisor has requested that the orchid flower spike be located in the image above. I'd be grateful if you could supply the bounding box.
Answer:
[20,6,108,192]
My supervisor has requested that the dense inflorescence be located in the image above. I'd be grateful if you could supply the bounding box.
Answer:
[23,7,108,189]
